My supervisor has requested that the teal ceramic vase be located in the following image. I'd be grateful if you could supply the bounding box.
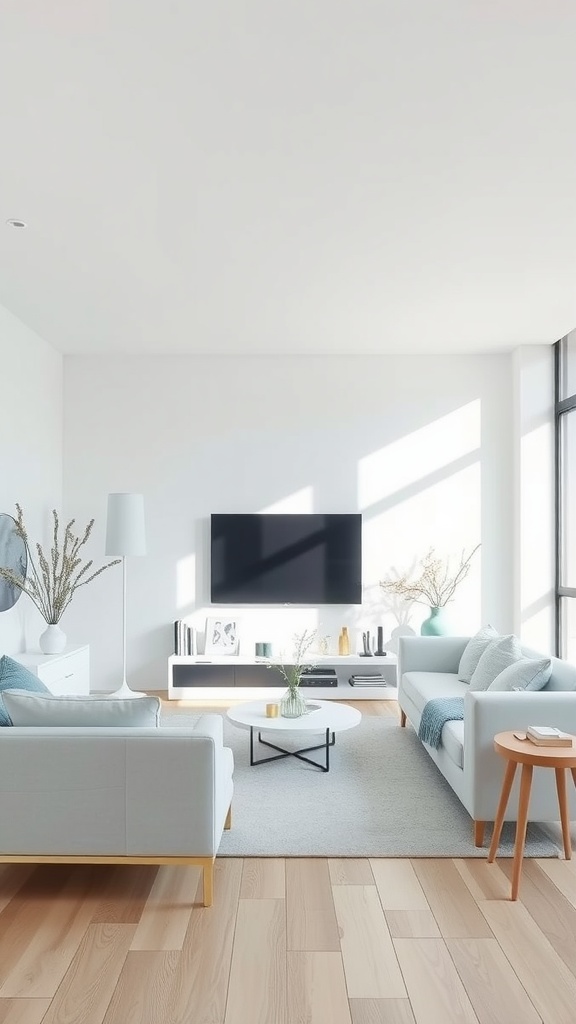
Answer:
[420,606,449,636]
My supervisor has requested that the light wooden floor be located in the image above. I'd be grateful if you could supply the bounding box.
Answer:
[2,699,576,1024]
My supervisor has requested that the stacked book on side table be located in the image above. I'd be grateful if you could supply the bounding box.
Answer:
[526,726,573,747]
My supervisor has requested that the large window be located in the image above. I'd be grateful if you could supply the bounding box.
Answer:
[555,333,576,660]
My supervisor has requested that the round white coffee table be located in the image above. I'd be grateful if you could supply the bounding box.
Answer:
[227,699,361,772]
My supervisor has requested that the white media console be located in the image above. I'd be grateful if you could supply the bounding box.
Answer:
[168,653,397,700]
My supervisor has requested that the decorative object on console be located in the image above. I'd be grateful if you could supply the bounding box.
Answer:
[205,617,239,656]
[318,635,330,655]
[380,544,480,636]
[375,626,386,656]
[105,492,146,698]
[0,504,121,654]
[271,628,317,718]
[360,630,373,656]
[255,642,273,658]
[0,513,27,612]
[338,626,350,656]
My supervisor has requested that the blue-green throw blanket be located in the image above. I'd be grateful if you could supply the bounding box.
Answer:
[418,697,464,749]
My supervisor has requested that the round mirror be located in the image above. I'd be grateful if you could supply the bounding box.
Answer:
[0,513,27,612]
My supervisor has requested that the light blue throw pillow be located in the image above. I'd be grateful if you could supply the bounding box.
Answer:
[457,625,499,683]
[0,655,50,726]
[488,657,552,692]
[468,634,522,691]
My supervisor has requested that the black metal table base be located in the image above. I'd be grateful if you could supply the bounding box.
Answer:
[249,727,336,772]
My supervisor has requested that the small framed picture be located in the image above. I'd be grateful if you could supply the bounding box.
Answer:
[204,617,240,656]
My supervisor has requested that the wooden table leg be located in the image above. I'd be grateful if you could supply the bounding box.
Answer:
[555,767,572,860]
[511,763,533,901]
[488,760,517,863]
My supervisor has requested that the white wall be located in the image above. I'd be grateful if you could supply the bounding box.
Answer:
[0,305,63,653]
[512,346,555,651]
[64,354,514,690]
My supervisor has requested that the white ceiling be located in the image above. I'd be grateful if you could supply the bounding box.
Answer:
[1,1,576,356]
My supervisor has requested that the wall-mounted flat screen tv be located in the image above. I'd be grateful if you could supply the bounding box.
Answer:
[210,513,362,604]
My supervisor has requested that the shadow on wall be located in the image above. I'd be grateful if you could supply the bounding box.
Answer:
[386,624,416,654]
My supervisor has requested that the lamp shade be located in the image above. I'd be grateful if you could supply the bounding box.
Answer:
[105,493,146,556]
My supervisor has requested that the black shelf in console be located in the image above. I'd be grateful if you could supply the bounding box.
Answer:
[172,663,236,688]
[234,664,293,687]
[172,662,340,689]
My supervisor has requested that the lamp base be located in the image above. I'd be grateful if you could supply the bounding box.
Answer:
[107,681,147,699]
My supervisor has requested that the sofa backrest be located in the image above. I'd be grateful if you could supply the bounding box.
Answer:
[521,645,576,692]
[397,635,576,693]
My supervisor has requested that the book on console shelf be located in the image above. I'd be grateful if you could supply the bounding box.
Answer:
[526,726,573,747]
[173,620,195,656]
[349,674,388,687]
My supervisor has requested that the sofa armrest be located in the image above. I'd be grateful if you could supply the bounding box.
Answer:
[465,689,576,748]
[192,714,224,747]
[464,690,576,817]
[398,635,469,676]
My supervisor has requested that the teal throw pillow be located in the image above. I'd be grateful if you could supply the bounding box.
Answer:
[0,655,50,726]
[487,657,552,692]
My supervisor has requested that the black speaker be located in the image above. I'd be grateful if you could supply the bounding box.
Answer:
[375,626,386,656]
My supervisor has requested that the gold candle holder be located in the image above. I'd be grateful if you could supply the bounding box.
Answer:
[265,703,279,718]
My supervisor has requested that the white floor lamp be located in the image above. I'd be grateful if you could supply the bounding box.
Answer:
[105,492,146,699]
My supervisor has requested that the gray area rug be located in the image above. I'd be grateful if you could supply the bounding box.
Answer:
[162,707,559,858]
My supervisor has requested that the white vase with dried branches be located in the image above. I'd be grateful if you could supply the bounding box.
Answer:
[0,504,120,654]
[380,545,480,636]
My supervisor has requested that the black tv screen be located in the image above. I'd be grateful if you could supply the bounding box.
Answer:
[210,513,362,604]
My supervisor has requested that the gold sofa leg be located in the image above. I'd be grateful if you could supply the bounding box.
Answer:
[400,709,407,727]
[224,804,232,830]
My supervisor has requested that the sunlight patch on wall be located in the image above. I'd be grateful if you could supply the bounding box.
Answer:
[358,401,481,511]
[359,402,482,635]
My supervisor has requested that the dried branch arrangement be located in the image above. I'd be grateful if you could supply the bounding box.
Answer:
[271,628,318,690]
[0,504,120,624]
[380,544,480,608]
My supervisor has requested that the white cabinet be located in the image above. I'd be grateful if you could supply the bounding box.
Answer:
[168,654,397,700]
[14,646,90,695]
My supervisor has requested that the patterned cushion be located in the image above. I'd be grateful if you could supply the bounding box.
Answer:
[457,625,499,683]
[0,656,50,726]
[468,634,522,691]
[488,657,552,692]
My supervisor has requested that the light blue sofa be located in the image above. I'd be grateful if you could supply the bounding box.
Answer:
[398,635,576,846]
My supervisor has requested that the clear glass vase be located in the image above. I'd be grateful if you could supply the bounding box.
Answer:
[280,687,308,718]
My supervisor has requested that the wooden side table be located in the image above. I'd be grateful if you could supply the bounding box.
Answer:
[488,730,576,900]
